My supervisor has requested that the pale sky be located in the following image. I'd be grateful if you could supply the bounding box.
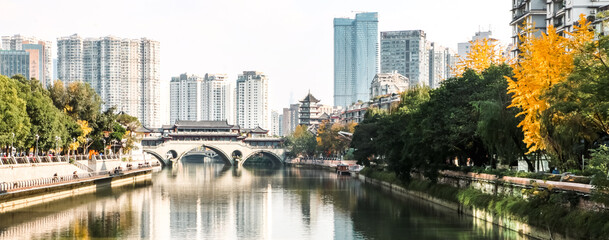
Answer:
[0,0,512,125]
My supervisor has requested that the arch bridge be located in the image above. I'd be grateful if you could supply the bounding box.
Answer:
[138,120,285,167]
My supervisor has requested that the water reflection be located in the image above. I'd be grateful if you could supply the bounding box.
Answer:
[0,161,529,239]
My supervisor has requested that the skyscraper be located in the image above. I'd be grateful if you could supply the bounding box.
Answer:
[282,103,300,136]
[170,73,202,124]
[1,35,52,85]
[236,71,269,129]
[57,34,83,84]
[59,35,161,127]
[139,38,161,128]
[428,43,456,88]
[270,110,280,136]
[202,73,233,123]
[334,12,379,107]
[380,30,429,87]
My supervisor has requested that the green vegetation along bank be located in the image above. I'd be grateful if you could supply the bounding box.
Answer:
[361,168,609,240]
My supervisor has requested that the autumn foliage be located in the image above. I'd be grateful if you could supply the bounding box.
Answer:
[506,16,594,153]
[453,38,508,76]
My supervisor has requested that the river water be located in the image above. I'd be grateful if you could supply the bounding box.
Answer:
[0,159,529,239]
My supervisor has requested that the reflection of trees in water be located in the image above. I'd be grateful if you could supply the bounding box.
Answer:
[0,182,150,239]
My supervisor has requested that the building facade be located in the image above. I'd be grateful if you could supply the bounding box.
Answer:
[457,31,493,57]
[547,0,609,34]
[0,50,29,79]
[202,73,233,123]
[1,35,52,85]
[59,35,161,127]
[370,71,409,99]
[282,103,300,136]
[270,110,280,136]
[236,71,269,129]
[170,73,203,124]
[57,34,83,84]
[381,30,430,87]
[429,43,456,88]
[334,12,379,107]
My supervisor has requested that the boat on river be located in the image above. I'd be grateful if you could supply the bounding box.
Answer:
[336,164,350,175]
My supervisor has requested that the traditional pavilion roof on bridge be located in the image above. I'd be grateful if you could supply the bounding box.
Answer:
[241,126,269,134]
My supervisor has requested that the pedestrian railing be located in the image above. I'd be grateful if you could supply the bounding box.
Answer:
[0,164,157,193]
[0,155,126,167]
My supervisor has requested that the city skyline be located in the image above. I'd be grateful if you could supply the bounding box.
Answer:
[0,0,512,125]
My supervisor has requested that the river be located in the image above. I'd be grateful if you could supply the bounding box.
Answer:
[0,158,529,239]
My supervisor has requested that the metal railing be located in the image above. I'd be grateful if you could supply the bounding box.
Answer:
[0,156,70,165]
[0,155,127,167]
[0,171,107,193]
[0,163,160,193]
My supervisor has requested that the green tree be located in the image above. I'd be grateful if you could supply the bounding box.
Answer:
[472,65,533,170]
[542,36,609,169]
[0,75,31,153]
[20,78,71,153]
[286,125,317,158]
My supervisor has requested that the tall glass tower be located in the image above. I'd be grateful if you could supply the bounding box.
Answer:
[333,12,378,107]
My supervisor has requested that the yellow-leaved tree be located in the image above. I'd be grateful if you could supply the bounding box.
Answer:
[453,38,508,76]
[506,15,594,153]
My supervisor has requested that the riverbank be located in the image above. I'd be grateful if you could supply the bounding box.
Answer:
[358,168,609,240]
[0,168,154,213]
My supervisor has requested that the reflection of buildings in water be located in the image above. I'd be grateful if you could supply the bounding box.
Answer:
[0,185,153,239]
[0,165,367,239]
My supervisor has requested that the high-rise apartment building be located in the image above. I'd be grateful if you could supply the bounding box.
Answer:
[57,34,83,84]
[380,30,430,87]
[428,43,456,88]
[202,73,233,123]
[0,50,29,79]
[236,71,269,129]
[59,35,161,127]
[270,110,280,136]
[334,12,379,107]
[139,38,161,128]
[170,73,202,124]
[282,103,300,136]
[457,31,493,57]
[511,0,609,56]
[278,114,284,137]
[1,35,52,86]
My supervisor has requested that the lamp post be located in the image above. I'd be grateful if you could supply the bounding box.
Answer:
[55,136,61,156]
[70,138,76,161]
[35,134,39,158]
[10,132,14,157]
[102,139,106,155]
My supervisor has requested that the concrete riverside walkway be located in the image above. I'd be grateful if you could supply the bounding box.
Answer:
[0,164,160,194]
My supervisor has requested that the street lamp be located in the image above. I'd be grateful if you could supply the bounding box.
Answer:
[35,134,39,158]
[10,132,14,157]
[55,136,61,156]
[102,139,106,155]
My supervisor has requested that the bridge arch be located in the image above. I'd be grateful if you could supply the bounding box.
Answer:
[242,150,284,166]
[175,145,233,166]
[143,150,168,167]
